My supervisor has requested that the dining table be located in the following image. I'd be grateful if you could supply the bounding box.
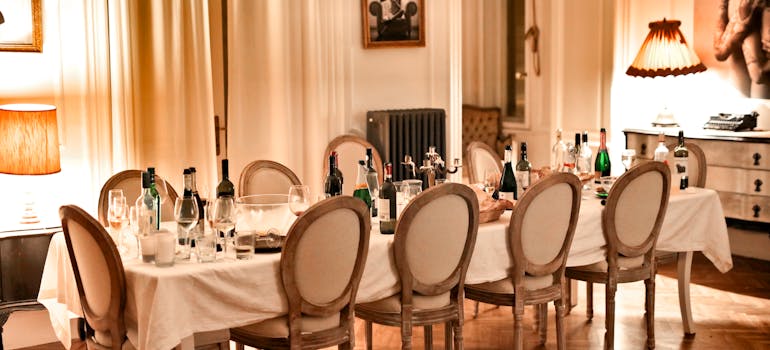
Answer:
[37,186,731,350]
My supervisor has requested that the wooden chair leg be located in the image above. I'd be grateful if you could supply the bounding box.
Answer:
[424,325,433,350]
[586,282,594,321]
[605,281,617,350]
[646,277,656,349]
[402,322,413,350]
[473,301,480,318]
[235,342,245,350]
[565,278,572,315]
[555,298,566,350]
[444,322,453,350]
[538,303,547,345]
[338,341,352,350]
[513,302,524,350]
[365,320,373,350]
[453,319,464,350]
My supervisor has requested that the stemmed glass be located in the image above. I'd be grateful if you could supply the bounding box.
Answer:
[211,197,236,258]
[483,169,500,194]
[288,185,311,216]
[127,205,141,259]
[174,197,199,260]
[107,191,129,255]
[622,149,637,172]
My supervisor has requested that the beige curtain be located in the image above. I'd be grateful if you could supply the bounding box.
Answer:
[227,0,349,196]
[462,0,507,108]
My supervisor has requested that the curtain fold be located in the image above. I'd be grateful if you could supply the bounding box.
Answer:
[462,0,507,109]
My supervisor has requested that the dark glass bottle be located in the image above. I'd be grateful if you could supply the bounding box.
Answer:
[324,154,342,197]
[674,130,689,189]
[379,163,397,235]
[499,145,518,201]
[331,151,344,186]
[594,128,611,180]
[353,160,372,208]
[189,167,205,237]
[216,159,235,198]
[365,148,379,217]
[515,142,531,193]
[147,167,161,230]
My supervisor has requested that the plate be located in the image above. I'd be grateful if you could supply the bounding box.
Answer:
[595,191,608,199]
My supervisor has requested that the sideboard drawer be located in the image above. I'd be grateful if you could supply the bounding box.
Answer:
[717,192,770,223]
[707,166,770,196]
[694,139,770,170]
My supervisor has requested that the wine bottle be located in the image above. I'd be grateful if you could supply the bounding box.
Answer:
[365,148,379,217]
[551,129,567,172]
[324,154,342,197]
[515,142,532,194]
[563,140,577,173]
[147,167,161,230]
[216,159,235,198]
[331,151,344,186]
[379,163,397,235]
[188,167,205,237]
[594,128,611,181]
[674,130,689,189]
[353,160,372,208]
[653,132,669,163]
[180,169,195,246]
[135,171,158,262]
[579,131,593,176]
[499,145,518,201]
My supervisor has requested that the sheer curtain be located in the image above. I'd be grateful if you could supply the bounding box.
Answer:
[227,0,350,196]
[462,0,507,108]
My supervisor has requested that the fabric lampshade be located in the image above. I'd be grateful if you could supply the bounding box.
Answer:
[0,104,61,175]
[626,19,706,78]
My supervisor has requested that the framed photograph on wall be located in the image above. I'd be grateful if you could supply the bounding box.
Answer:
[362,0,425,48]
[0,0,42,52]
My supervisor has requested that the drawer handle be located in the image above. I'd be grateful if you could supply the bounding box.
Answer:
[756,179,764,192]
[753,204,761,218]
[754,153,761,166]
[640,144,647,156]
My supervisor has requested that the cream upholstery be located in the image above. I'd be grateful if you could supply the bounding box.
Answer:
[232,314,341,338]
[68,220,112,317]
[323,135,383,197]
[238,160,302,197]
[359,292,450,313]
[521,183,572,265]
[295,209,360,305]
[98,170,179,225]
[466,143,503,185]
[614,172,663,247]
[467,275,554,294]
[405,194,469,285]
[665,141,706,188]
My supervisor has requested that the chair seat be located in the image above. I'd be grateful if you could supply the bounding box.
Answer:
[358,292,450,313]
[231,313,340,339]
[569,255,645,273]
[92,329,137,350]
[466,274,553,294]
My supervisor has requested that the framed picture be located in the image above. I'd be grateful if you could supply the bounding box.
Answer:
[362,0,425,48]
[0,0,42,52]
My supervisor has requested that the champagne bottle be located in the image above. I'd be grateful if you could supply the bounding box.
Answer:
[324,154,342,197]
[147,167,161,230]
[653,132,669,163]
[216,159,235,198]
[332,151,344,186]
[674,130,689,189]
[135,171,158,262]
[180,169,194,246]
[551,129,567,172]
[188,167,205,238]
[594,128,611,181]
[353,160,372,208]
[379,163,397,235]
[515,142,532,194]
[365,148,379,217]
[579,131,593,176]
[499,145,518,201]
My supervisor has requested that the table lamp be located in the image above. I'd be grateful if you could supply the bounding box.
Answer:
[626,18,707,127]
[0,104,61,224]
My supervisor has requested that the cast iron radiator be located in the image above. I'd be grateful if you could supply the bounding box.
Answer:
[366,108,446,181]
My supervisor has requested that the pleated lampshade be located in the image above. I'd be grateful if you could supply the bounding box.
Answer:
[626,19,706,78]
[0,104,61,175]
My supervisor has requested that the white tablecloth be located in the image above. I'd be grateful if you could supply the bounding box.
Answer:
[38,187,731,350]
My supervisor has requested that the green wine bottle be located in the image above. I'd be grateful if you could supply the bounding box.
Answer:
[594,128,611,180]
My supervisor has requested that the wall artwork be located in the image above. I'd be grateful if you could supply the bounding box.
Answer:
[694,0,770,98]
[362,0,425,48]
[0,0,42,52]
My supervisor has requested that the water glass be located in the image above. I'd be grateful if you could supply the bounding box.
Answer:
[622,149,637,172]
[288,185,311,216]
[155,229,175,267]
[212,197,236,257]
[174,197,199,261]
[196,230,217,263]
[483,169,500,194]
[234,230,255,260]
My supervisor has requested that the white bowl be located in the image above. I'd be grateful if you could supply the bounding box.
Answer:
[235,194,294,235]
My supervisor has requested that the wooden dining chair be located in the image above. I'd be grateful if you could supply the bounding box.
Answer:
[97,169,179,226]
[664,141,707,188]
[323,134,383,196]
[465,173,582,350]
[465,141,504,185]
[356,183,480,350]
[238,160,302,197]
[230,196,371,349]
[565,161,671,350]
[60,205,231,350]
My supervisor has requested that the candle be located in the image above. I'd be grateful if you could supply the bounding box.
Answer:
[140,235,157,263]
[155,230,175,267]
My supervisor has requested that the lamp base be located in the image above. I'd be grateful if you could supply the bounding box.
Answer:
[651,108,679,127]
[20,191,40,224]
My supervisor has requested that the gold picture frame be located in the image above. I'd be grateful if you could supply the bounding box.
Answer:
[0,0,43,52]
[362,0,425,48]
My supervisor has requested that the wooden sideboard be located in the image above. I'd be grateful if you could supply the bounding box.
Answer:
[624,128,770,228]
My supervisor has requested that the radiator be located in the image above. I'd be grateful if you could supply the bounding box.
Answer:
[366,108,446,181]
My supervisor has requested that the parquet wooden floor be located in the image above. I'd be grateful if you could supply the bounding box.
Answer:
[23,253,770,350]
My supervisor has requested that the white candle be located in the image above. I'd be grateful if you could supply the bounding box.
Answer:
[155,230,175,267]
[140,235,157,263]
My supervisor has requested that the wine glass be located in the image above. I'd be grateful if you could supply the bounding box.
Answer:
[483,169,500,194]
[211,197,236,258]
[108,195,129,256]
[173,197,199,260]
[288,185,311,216]
[156,179,170,206]
[127,205,141,259]
[622,149,637,172]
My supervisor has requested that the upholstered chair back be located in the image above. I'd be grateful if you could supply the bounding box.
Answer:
[394,183,479,296]
[605,161,670,259]
[60,205,128,349]
[465,141,503,184]
[238,160,302,197]
[98,170,179,225]
[512,173,581,279]
[323,135,383,196]
[665,141,707,188]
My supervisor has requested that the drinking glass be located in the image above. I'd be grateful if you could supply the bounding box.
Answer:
[212,197,236,258]
[483,169,500,194]
[127,205,141,259]
[173,197,199,260]
[108,195,129,255]
[288,185,311,216]
[622,149,636,172]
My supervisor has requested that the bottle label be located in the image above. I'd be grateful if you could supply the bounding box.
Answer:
[515,171,530,190]
[499,191,515,202]
[675,156,688,188]
[378,198,390,220]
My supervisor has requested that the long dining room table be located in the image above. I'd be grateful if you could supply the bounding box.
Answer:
[37,186,732,350]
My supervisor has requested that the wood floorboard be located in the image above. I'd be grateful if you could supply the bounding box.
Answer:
[21,253,770,349]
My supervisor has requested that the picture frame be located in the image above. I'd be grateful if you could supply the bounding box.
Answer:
[0,0,43,52]
[362,0,425,48]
